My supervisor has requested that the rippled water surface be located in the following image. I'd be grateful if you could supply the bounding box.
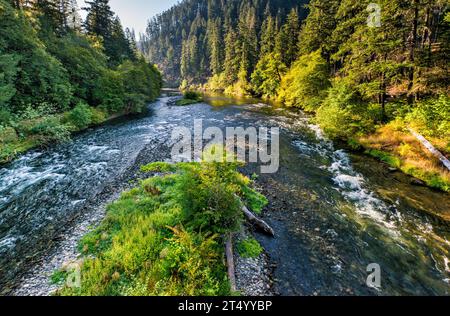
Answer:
[1,95,449,295]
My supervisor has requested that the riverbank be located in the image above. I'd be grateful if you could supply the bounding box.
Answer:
[358,122,449,192]
[0,106,147,166]
[190,88,450,193]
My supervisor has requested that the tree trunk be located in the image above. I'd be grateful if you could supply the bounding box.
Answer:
[407,1,419,104]
[379,73,386,122]
[409,129,450,171]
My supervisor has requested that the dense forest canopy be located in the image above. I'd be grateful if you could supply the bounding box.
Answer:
[140,0,449,123]
[139,0,308,85]
[0,0,162,162]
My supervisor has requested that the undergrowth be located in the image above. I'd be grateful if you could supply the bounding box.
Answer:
[54,159,266,296]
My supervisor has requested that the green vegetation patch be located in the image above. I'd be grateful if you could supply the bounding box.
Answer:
[241,186,268,214]
[366,149,450,192]
[55,160,267,296]
[365,149,402,169]
[237,237,263,259]
[176,91,203,106]
[0,0,162,165]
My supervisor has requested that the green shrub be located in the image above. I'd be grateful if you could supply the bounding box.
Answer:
[90,108,108,125]
[278,50,330,111]
[175,161,245,235]
[241,186,268,214]
[406,95,450,139]
[183,91,202,100]
[67,103,92,130]
[316,79,375,139]
[0,143,17,163]
[237,237,263,258]
[0,126,18,143]
[205,73,227,92]
[0,108,13,126]
[179,79,189,91]
[29,117,70,146]
[176,91,203,106]
[50,270,69,285]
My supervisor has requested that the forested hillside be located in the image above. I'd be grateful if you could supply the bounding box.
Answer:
[141,0,450,191]
[139,0,308,85]
[0,0,162,163]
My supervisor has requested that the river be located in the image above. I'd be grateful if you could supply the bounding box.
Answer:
[0,94,449,295]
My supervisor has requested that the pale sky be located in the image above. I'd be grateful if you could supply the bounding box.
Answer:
[77,0,180,34]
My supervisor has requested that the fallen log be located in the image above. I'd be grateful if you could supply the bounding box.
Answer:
[242,205,275,237]
[409,128,450,171]
[225,233,237,292]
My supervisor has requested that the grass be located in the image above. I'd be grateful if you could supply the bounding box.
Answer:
[176,98,202,106]
[53,159,267,296]
[236,237,263,259]
[241,185,268,214]
[360,122,450,192]
[365,149,402,169]
[176,91,203,106]
[50,269,69,285]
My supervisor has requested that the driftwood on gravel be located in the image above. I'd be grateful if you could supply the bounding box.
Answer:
[225,233,237,292]
[242,205,275,237]
[225,199,275,292]
[409,128,450,171]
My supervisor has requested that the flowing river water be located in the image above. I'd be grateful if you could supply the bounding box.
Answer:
[0,94,449,296]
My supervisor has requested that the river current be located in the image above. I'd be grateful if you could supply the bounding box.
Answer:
[0,95,449,295]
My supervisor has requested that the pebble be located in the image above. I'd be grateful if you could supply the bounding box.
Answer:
[234,230,274,296]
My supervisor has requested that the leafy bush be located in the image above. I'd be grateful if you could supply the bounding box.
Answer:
[183,91,202,100]
[90,108,108,125]
[316,79,375,139]
[29,117,70,146]
[241,185,268,214]
[174,161,245,235]
[406,95,450,139]
[66,103,92,130]
[0,108,12,126]
[278,50,330,111]
[237,237,263,258]
[0,126,18,143]
[176,91,203,106]
[0,143,16,163]
[205,73,227,92]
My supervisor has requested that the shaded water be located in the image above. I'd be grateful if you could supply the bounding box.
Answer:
[1,95,449,295]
